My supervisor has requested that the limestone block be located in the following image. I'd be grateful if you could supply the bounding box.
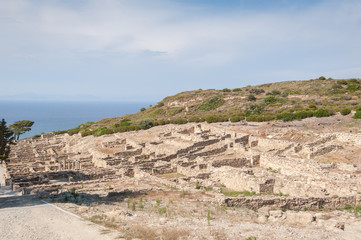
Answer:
[284,211,314,225]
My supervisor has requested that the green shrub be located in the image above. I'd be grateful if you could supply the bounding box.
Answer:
[140,107,146,112]
[247,94,257,102]
[54,130,68,135]
[230,115,243,122]
[281,90,291,97]
[167,107,184,116]
[67,128,80,136]
[199,96,224,111]
[150,108,164,116]
[346,84,361,92]
[232,88,242,92]
[247,104,264,115]
[172,118,187,124]
[313,108,330,117]
[348,78,360,84]
[81,129,93,137]
[113,119,132,128]
[338,80,348,85]
[318,76,326,80]
[308,104,317,110]
[138,119,154,129]
[249,88,265,95]
[294,110,313,120]
[340,108,351,116]
[246,114,274,122]
[264,96,277,104]
[276,112,296,122]
[156,102,165,107]
[266,90,281,96]
[93,127,110,137]
[33,134,41,139]
[353,109,361,119]
[205,115,225,123]
[222,88,231,92]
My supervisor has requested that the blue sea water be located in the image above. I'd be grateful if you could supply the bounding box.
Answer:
[0,101,151,139]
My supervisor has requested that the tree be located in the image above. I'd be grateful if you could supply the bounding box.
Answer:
[0,119,15,163]
[9,120,34,140]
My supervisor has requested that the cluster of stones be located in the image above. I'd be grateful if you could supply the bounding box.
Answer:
[4,122,361,210]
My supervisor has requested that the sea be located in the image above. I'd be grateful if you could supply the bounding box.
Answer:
[0,101,151,139]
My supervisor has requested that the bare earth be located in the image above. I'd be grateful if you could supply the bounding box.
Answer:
[0,166,118,240]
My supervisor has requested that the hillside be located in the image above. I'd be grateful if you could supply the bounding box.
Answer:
[54,77,361,138]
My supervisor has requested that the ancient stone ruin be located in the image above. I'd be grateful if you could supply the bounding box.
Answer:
[4,122,360,211]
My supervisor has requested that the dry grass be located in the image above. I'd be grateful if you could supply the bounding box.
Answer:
[123,225,190,240]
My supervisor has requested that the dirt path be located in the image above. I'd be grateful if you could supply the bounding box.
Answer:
[0,166,119,240]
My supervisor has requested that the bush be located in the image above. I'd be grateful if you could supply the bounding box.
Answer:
[232,88,242,92]
[140,107,146,112]
[81,129,93,137]
[346,84,361,92]
[264,96,277,104]
[308,104,317,110]
[205,115,219,123]
[247,104,264,115]
[249,88,265,95]
[294,110,313,120]
[353,109,361,119]
[338,80,348,85]
[318,76,326,80]
[281,90,291,97]
[348,78,360,84]
[199,96,224,111]
[276,112,296,122]
[54,130,68,135]
[266,90,281,96]
[114,119,132,127]
[246,114,274,122]
[313,108,330,118]
[172,118,187,124]
[138,119,154,129]
[93,127,111,137]
[205,115,227,123]
[67,128,80,136]
[156,102,164,107]
[340,108,351,116]
[247,94,257,101]
[222,88,231,92]
[230,115,242,122]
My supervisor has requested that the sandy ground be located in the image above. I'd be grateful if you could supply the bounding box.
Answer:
[0,166,119,240]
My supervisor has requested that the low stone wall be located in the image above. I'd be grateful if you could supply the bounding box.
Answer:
[224,195,360,210]
[212,158,250,168]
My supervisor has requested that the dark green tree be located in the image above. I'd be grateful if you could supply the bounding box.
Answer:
[0,119,15,163]
[9,120,34,140]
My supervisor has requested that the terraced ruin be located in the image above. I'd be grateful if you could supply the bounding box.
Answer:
[2,114,361,239]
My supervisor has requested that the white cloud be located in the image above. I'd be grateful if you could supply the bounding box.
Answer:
[0,0,361,68]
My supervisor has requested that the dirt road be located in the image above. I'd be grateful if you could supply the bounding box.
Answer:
[0,166,118,240]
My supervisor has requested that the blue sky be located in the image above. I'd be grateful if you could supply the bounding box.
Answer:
[0,0,360,102]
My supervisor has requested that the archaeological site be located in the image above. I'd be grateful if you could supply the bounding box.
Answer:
[1,112,360,239]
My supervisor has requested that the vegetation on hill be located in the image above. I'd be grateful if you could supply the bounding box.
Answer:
[50,77,361,138]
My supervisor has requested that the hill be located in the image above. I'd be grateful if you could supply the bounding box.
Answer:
[51,77,361,138]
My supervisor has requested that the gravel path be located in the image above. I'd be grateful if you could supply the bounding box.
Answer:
[0,166,118,240]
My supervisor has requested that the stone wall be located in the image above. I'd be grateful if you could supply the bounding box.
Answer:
[224,195,360,210]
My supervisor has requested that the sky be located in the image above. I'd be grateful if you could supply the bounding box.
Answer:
[0,0,360,102]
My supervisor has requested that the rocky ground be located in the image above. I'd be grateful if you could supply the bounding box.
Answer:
[2,114,361,239]
[0,166,119,240]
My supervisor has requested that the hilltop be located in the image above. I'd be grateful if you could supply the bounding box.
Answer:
[50,77,361,138]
